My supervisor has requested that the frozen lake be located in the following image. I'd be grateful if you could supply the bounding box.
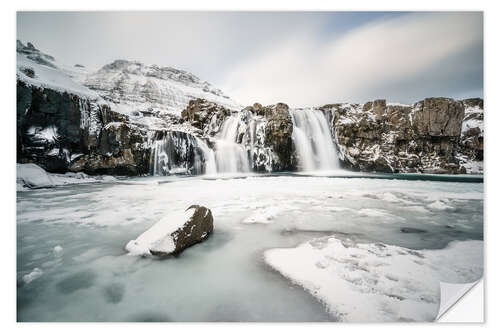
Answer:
[17,173,483,322]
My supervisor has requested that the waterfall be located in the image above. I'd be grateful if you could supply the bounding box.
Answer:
[150,108,340,176]
[290,108,340,171]
[214,115,251,173]
[197,139,217,175]
[150,131,215,176]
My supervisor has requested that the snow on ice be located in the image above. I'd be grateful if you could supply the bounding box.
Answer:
[264,237,483,322]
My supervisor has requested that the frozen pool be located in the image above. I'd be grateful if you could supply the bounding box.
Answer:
[16,174,483,322]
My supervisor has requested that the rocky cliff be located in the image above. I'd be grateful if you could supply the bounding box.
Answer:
[319,98,483,174]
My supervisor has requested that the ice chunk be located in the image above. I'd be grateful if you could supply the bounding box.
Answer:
[53,245,63,257]
[17,163,54,189]
[427,201,454,211]
[22,268,43,284]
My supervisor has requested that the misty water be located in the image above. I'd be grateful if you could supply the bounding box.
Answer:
[17,173,483,321]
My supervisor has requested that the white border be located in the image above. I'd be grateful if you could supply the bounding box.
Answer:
[2,1,498,332]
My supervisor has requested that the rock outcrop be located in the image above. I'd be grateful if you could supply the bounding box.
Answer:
[181,98,231,135]
[125,205,214,257]
[241,102,296,171]
[17,81,151,175]
[457,98,484,173]
[321,97,481,174]
[263,103,295,171]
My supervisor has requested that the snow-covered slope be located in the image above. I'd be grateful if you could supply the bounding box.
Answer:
[84,59,241,117]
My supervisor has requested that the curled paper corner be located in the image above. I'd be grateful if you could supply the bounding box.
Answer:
[436,279,483,322]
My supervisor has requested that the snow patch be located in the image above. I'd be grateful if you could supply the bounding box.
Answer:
[17,163,54,189]
[427,201,455,211]
[265,237,483,322]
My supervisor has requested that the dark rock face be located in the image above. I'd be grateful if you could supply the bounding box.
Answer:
[238,102,295,171]
[17,80,87,172]
[17,81,150,175]
[413,98,464,137]
[321,97,480,174]
[263,103,295,170]
[181,98,231,135]
[458,98,483,167]
[151,205,214,256]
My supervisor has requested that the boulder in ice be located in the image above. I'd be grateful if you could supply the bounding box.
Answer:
[126,205,213,257]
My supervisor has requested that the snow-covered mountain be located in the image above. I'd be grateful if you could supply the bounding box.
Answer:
[84,60,241,118]
[16,40,240,130]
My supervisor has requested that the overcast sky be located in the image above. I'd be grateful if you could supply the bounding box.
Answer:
[17,11,483,107]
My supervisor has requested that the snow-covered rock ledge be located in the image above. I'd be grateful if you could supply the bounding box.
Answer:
[126,205,214,257]
[17,163,116,190]
[264,236,483,322]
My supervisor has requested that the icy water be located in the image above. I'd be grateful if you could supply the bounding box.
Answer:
[17,173,483,322]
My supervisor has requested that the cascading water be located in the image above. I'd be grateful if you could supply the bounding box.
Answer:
[290,108,340,171]
[150,131,216,176]
[213,115,251,173]
[197,139,217,175]
[150,108,340,176]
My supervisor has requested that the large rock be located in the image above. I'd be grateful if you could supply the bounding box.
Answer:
[413,98,465,137]
[263,103,295,170]
[125,205,214,257]
[181,98,231,135]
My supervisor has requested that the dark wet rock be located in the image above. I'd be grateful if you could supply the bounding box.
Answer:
[263,103,295,171]
[17,80,151,175]
[400,227,427,234]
